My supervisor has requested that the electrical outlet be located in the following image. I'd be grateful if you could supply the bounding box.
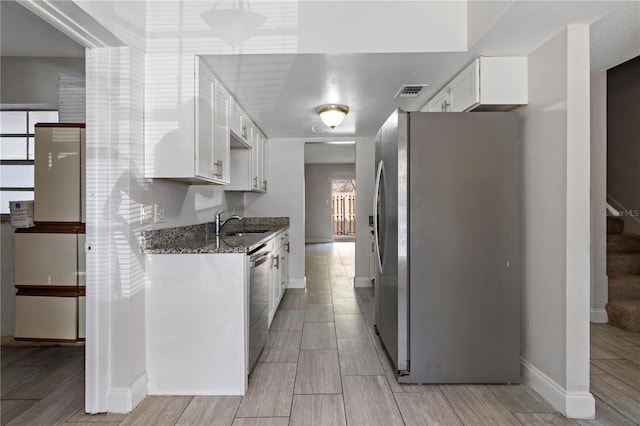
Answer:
[140,205,152,224]
[154,203,165,223]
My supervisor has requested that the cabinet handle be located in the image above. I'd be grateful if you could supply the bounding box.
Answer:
[213,160,223,179]
[253,176,258,189]
[286,242,290,253]
[262,180,267,190]
[272,254,280,269]
[441,100,450,112]
[242,124,247,139]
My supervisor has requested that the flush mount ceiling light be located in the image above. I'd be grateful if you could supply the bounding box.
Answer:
[316,104,349,129]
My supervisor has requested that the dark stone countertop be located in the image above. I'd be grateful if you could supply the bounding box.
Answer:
[140,217,289,254]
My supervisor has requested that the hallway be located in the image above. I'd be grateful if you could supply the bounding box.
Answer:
[2,242,640,424]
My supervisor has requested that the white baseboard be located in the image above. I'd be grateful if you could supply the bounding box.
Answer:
[521,358,594,419]
[108,374,148,414]
[354,276,373,288]
[566,391,595,419]
[131,374,148,412]
[590,307,608,323]
[287,277,306,289]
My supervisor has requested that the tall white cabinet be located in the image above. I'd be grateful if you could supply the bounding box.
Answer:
[15,123,86,342]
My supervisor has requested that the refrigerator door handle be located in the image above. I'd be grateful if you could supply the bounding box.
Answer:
[373,160,384,273]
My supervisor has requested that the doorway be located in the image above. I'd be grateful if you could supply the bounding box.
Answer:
[331,178,356,242]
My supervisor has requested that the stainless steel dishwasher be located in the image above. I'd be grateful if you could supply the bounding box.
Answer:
[248,243,270,374]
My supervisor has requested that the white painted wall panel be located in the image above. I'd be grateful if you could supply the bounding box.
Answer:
[520,27,569,391]
[519,26,594,418]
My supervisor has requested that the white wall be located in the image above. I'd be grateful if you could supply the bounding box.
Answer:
[305,163,355,243]
[590,71,608,323]
[1,56,85,118]
[520,26,594,418]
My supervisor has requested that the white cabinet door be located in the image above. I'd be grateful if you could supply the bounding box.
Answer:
[195,59,216,181]
[15,295,77,340]
[214,80,230,183]
[15,233,78,286]
[268,250,280,324]
[280,233,289,294]
[259,137,268,192]
[450,59,480,112]
[229,98,245,141]
[252,130,262,191]
[195,58,230,184]
[425,89,451,112]
[34,125,83,222]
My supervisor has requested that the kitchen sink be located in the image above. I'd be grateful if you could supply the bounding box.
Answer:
[224,229,269,237]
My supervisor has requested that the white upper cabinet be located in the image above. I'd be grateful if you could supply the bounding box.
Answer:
[195,58,230,184]
[227,119,267,192]
[423,56,527,112]
[147,57,231,184]
[426,88,452,112]
[229,98,251,146]
[147,56,267,188]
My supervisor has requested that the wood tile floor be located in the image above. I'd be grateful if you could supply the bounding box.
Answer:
[2,242,640,425]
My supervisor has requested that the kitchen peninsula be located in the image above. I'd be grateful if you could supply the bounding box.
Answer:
[141,217,289,395]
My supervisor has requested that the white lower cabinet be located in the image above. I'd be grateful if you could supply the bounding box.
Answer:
[146,252,249,395]
[15,295,77,340]
[267,230,288,326]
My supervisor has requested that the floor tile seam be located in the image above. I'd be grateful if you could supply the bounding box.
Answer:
[0,398,42,401]
[327,293,346,403]
[1,369,78,401]
[591,360,640,392]
[437,386,473,426]
[590,395,639,426]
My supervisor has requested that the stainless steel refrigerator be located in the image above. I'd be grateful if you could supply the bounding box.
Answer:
[373,109,520,384]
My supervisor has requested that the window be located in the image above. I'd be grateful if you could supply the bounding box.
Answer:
[0,110,59,215]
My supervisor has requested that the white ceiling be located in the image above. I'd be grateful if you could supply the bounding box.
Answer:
[203,1,634,139]
[304,143,356,164]
[590,1,640,70]
[2,0,638,141]
[202,52,470,139]
[1,1,85,57]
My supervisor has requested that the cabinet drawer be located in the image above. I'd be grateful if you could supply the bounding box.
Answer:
[15,295,77,341]
[15,233,78,286]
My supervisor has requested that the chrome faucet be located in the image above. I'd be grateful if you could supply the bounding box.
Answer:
[215,210,243,236]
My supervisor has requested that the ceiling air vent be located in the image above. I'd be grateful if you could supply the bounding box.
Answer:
[394,84,428,99]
